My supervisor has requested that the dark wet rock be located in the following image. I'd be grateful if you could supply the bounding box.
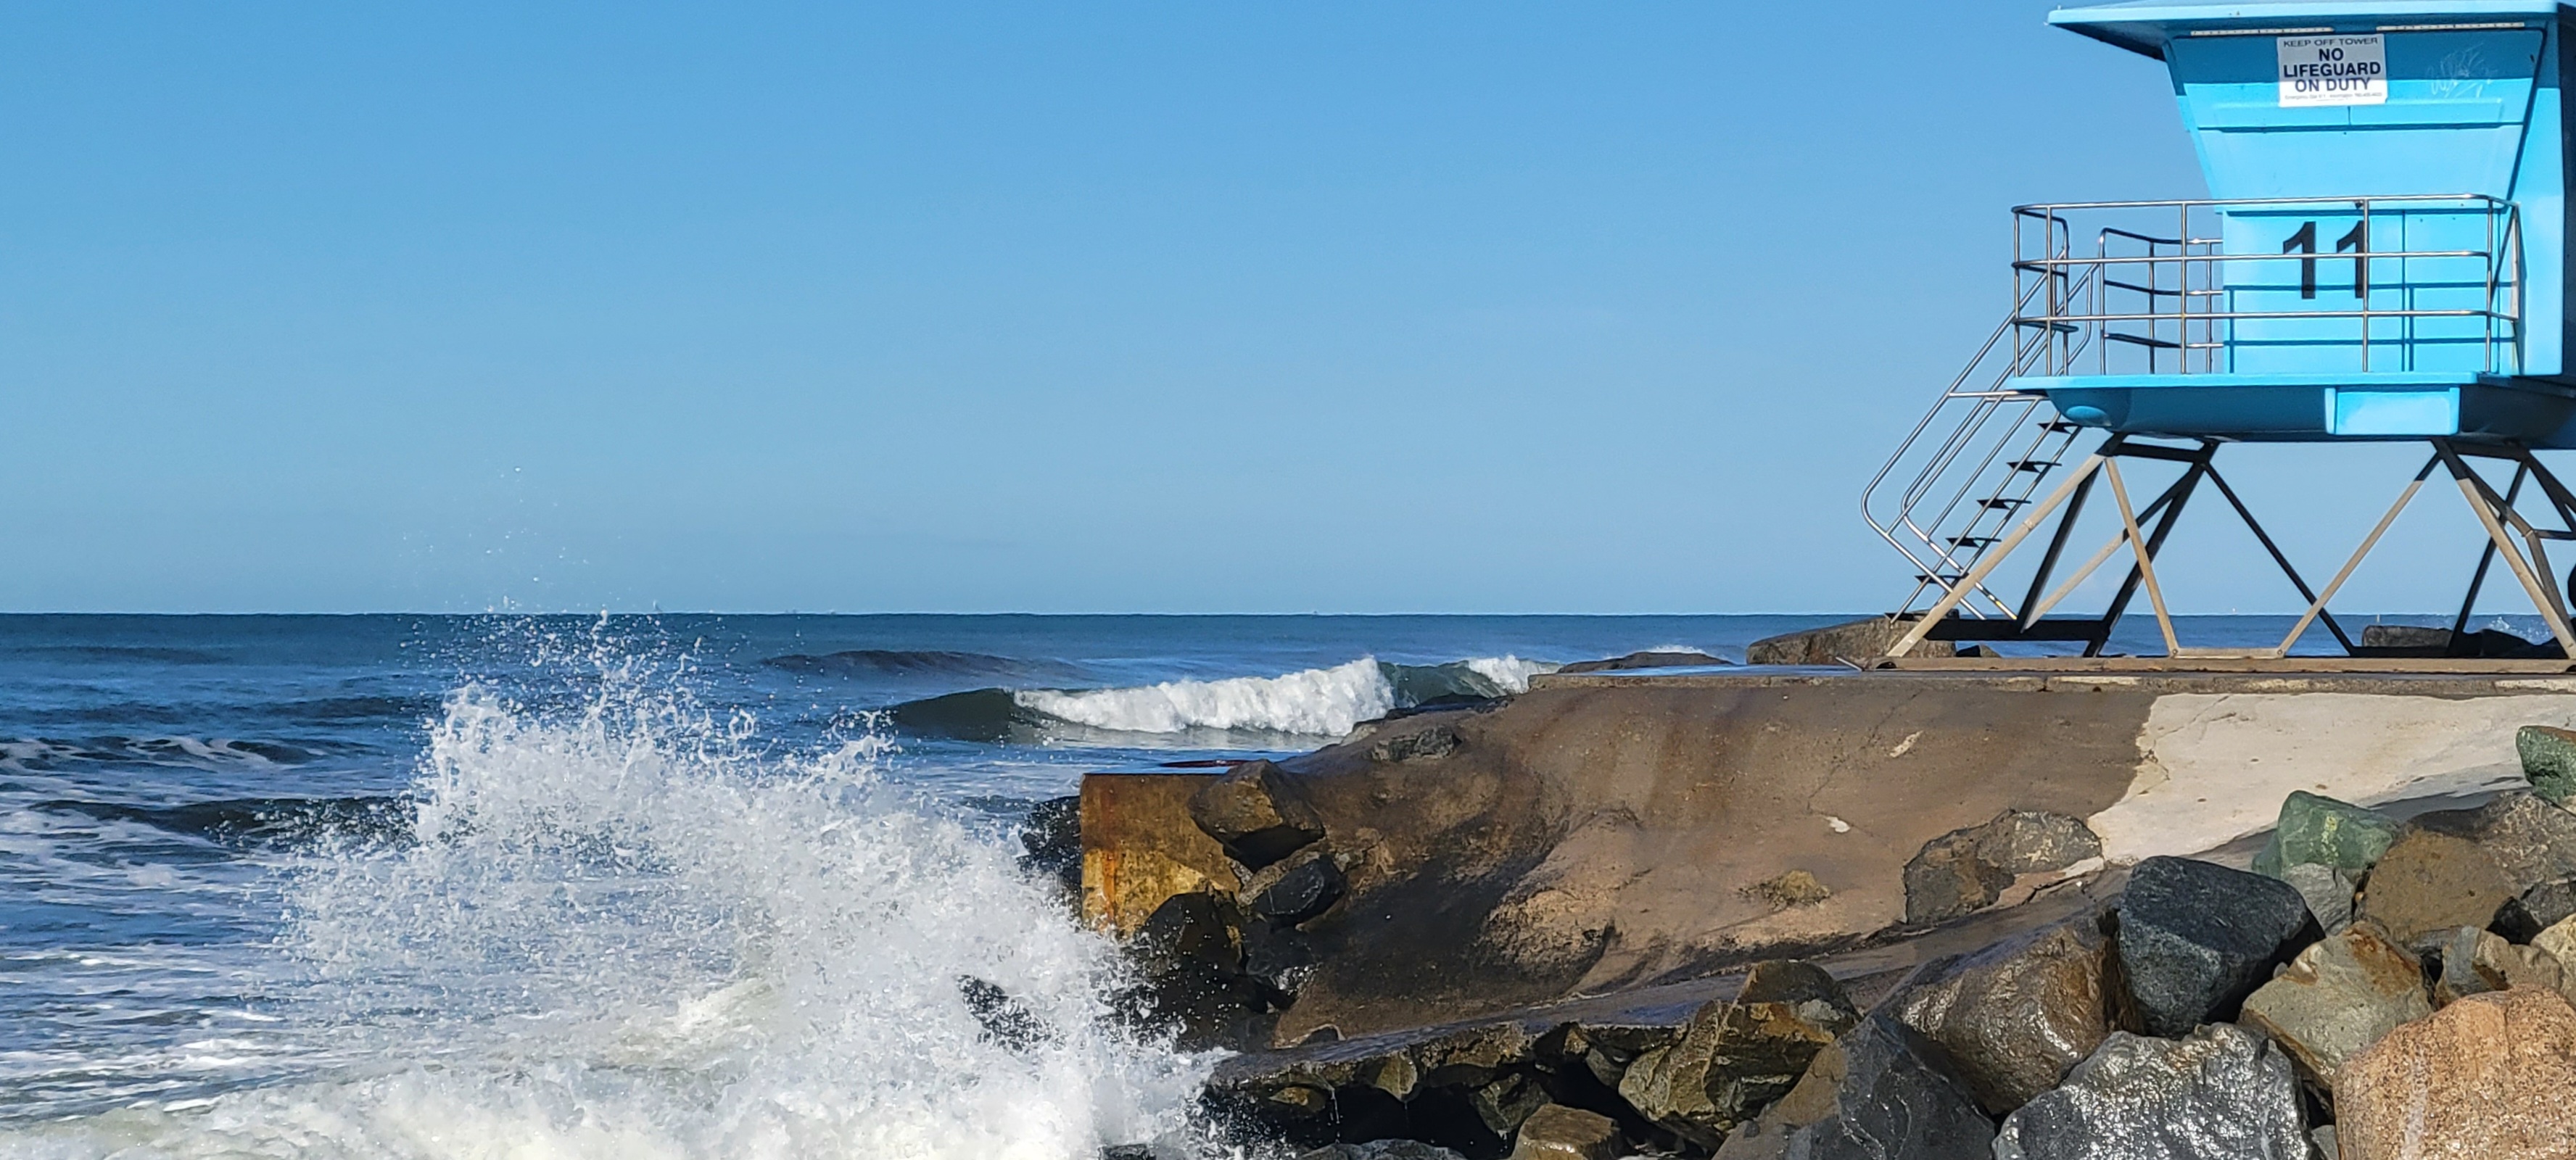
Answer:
[1745,618,1952,666]
[1615,961,1860,1148]
[1903,832,2015,925]
[1991,1023,2306,1160]
[1745,869,1833,911]
[1556,650,1730,674]
[2413,791,2576,895]
[2431,924,2563,1007]
[2520,724,2576,806]
[1775,1013,1994,1160]
[1245,846,1349,926]
[2250,790,2401,880]
[1241,919,1319,997]
[2335,987,2576,1159]
[2493,875,2576,942]
[1548,1018,1680,1091]
[1189,759,1326,870]
[958,976,1052,1051]
[1508,1103,1623,1160]
[1469,1072,1551,1138]
[2235,922,2429,1091]
[1100,1146,1155,1160]
[2280,862,2356,932]
[1886,908,2123,1114]
[1370,725,1461,763]
[1124,891,1275,1050]
[2355,829,2514,946]
[1017,794,1082,892]
[1297,1143,1469,1160]
[2116,856,2317,1037]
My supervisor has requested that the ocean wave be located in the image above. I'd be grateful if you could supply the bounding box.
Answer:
[891,655,1556,741]
[764,650,1082,682]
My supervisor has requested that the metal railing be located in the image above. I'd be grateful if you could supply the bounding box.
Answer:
[1862,268,2095,619]
[2014,194,2523,377]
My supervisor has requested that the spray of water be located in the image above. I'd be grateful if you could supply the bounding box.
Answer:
[5,644,1215,1159]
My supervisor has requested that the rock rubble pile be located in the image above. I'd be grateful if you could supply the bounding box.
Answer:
[1136,724,2576,1159]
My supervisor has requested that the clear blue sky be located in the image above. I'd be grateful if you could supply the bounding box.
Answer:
[0,2,2524,613]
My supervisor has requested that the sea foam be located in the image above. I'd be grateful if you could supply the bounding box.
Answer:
[2,666,1209,1159]
[1012,655,1553,737]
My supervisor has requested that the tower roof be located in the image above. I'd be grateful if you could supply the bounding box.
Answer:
[2049,0,2569,59]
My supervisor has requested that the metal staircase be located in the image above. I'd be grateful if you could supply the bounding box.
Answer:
[1863,264,2100,624]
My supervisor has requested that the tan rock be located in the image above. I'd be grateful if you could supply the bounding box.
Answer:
[2336,987,2576,1159]
[1615,961,1858,1148]
[1508,1103,1622,1160]
[2432,925,2564,1006]
[2237,922,2430,1090]
[2356,830,2513,945]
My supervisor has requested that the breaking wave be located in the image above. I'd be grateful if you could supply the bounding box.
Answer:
[0,661,1210,1159]
[891,656,1554,742]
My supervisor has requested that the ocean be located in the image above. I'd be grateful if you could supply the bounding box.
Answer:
[0,610,2520,1158]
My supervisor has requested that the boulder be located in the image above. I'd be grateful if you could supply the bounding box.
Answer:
[1903,832,2014,925]
[2412,791,2576,895]
[1470,1072,1551,1138]
[2116,856,2319,1037]
[1556,650,1730,674]
[1297,1143,1468,1160]
[1615,960,1860,1148]
[1774,1013,1994,1160]
[2493,875,2576,942]
[1188,760,1326,870]
[1507,1104,1623,1160]
[1904,811,2103,926]
[1745,618,1952,666]
[1974,810,2107,874]
[1992,1023,2308,1160]
[2235,922,2430,1090]
[2530,914,2576,979]
[1124,891,1276,1049]
[2356,829,2514,946]
[2432,925,2564,1006]
[2334,987,2576,1159]
[1887,908,2123,1114]
[1239,919,1318,998]
[1244,846,1349,927]
[1369,726,1461,763]
[2281,862,2356,932]
[2250,791,2401,879]
[2519,724,2576,807]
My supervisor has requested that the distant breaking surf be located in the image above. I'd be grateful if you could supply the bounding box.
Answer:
[886,656,1555,742]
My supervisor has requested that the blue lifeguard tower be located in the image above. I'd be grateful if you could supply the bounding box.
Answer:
[1867,1,2576,660]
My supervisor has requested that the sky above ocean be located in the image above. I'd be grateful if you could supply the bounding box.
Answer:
[0,2,2548,615]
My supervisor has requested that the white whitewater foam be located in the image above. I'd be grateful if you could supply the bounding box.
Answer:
[1461,655,1553,694]
[1015,658,1396,737]
[1012,655,1559,738]
[2,673,1210,1160]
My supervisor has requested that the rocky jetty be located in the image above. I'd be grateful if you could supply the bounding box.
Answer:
[1060,665,2576,1157]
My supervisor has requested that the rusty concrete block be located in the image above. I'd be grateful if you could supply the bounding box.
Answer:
[1081,772,1239,936]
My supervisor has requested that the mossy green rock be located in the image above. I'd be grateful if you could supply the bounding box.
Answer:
[2517,725,2576,806]
[2251,791,2401,880]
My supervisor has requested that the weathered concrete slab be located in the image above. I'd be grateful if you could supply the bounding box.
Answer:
[1084,667,2576,1050]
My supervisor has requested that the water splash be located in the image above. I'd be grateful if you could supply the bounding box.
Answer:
[5,645,1213,1159]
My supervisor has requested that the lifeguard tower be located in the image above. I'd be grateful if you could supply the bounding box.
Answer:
[1867,1,2576,661]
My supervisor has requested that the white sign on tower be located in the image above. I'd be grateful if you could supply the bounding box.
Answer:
[2277,34,2387,107]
